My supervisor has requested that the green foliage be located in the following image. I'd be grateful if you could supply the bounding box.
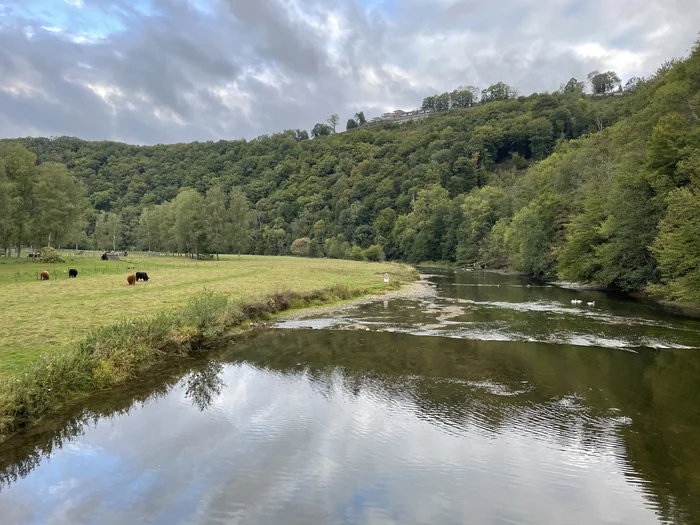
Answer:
[505,197,557,276]
[311,123,332,137]
[481,81,517,102]
[290,237,311,257]
[349,245,365,261]
[39,246,64,263]
[650,188,700,303]
[588,70,621,94]
[363,244,386,262]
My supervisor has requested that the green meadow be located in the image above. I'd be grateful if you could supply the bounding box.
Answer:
[0,252,413,377]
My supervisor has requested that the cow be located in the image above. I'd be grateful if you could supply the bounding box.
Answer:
[135,272,149,282]
[69,269,78,278]
[40,271,50,281]
[127,274,136,286]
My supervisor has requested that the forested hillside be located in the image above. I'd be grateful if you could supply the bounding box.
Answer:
[1,41,699,303]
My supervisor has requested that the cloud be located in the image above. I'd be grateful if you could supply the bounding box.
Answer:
[0,0,697,144]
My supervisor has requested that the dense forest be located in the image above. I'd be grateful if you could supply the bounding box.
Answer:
[1,42,699,303]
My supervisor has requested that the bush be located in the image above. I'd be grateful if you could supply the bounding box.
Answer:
[39,246,65,263]
[349,245,365,261]
[290,237,311,257]
[363,244,386,262]
[325,237,351,259]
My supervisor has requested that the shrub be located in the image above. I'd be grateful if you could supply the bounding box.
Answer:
[290,237,311,257]
[39,246,64,263]
[350,245,365,261]
[363,244,386,262]
[325,236,351,259]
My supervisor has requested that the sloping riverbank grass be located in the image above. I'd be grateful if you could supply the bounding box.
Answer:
[0,255,415,441]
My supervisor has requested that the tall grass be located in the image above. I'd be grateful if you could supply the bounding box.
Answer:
[0,282,397,442]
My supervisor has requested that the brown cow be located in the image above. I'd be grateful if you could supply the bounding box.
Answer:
[127,274,136,286]
[40,271,50,281]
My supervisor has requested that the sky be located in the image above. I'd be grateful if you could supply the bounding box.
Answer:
[0,0,697,145]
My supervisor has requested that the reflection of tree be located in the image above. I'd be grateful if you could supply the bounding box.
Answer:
[229,329,700,525]
[184,362,226,411]
[2,326,700,524]
[0,370,181,492]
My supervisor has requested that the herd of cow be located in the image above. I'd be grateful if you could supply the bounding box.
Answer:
[39,270,150,285]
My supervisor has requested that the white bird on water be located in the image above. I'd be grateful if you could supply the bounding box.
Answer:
[571,299,583,304]
[587,301,595,306]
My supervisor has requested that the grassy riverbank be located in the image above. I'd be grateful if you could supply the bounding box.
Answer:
[0,254,415,441]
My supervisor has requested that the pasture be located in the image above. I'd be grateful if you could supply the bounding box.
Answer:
[0,253,413,377]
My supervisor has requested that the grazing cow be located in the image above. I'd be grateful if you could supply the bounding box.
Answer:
[135,272,149,282]
[127,274,136,286]
[40,271,50,281]
[69,268,78,278]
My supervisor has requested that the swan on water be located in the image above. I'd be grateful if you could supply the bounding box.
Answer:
[587,301,595,306]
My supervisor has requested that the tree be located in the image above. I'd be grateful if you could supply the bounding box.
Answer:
[346,119,359,131]
[32,162,86,249]
[354,111,367,125]
[451,87,478,108]
[435,92,451,111]
[137,207,158,252]
[624,76,643,92]
[527,118,555,160]
[0,157,11,256]
[563,78,585,95]
[293,129,309,141]
[311,123,332,138]
[422,95,437,110]
[327,114,340,133]
[587,70,621,94]
[363,244,385,262]
[94,212,122,251]
[458,186,510,263]
[228,187,250,259]
[3,144,36,258]
[204,186,228,259]
[172,188,206,258]
[481,82,516,102]
[651,188,700,302]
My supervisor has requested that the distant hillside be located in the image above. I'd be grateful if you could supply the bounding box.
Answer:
[2,40,699,303]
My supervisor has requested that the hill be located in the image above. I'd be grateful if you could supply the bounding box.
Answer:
[1,40,699,303]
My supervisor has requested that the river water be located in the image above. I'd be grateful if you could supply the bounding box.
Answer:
[2,270,700,525]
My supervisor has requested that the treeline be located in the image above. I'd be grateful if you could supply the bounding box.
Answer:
[420,70,626,114]
[2,40,699,303]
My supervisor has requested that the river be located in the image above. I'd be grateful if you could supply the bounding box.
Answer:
[1,269,700,524]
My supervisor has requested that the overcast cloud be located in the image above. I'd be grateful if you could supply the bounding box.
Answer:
[0,0,697,144]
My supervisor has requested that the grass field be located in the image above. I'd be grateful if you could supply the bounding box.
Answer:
[0,253,413,377]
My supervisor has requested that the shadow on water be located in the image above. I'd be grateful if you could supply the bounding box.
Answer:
[1,270,700,524]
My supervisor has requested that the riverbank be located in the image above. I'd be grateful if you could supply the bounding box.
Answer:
[0,256,417,442]
[275,273,437,323]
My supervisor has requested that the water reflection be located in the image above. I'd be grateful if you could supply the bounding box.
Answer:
[1,270,700,524]
[184,362,226,411]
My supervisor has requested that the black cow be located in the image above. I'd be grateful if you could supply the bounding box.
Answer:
[69,268,78,278]
[135,272,149,282]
